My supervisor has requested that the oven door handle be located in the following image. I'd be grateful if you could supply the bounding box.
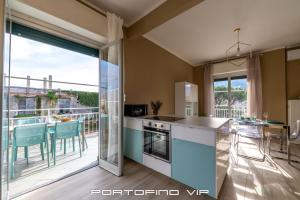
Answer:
[143,129,169,136]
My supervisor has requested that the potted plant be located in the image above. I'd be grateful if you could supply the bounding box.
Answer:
[150,100,163,115]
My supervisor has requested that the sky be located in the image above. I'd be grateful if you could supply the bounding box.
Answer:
[214,78,247,89]
[5,34,99,92]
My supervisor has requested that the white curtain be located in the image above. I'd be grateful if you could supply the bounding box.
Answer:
[204,64,214,117]
[106,12,123,164]
[247,55,263,118]
[107,12,124,62]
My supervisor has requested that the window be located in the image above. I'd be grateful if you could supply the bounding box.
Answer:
[58,98,71,114]
[17,97,36,115]
[214,75,247,118]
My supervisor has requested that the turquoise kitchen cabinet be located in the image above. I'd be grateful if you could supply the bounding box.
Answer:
[123,128,143,164]
[171,138,217,198]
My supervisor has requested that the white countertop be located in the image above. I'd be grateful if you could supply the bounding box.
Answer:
[124,115,229,130]
[174,117,229,130]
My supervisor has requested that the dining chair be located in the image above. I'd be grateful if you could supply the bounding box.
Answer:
[52,121,82,165]
[235,124,265,161]
[266,124,287,156]
[15,117,41,159]
[287,120,300,163]
[15,118,39,125]
[10,123,50,179]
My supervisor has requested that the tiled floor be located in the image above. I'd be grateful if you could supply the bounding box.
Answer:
[13,136,300,200]
[10,134,99,197]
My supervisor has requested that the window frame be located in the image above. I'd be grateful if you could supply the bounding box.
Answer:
[6,21,99,57]
[213,78,229,107]
[213,72,248,118]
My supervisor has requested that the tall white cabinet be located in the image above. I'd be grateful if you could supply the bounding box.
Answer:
[175,82,198,117]
[288,100,300,127]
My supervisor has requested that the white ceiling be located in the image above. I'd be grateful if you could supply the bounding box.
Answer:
[144,0,300,66]
[85,0,166,26]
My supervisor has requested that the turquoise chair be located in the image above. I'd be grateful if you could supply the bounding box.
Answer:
[10,123,50,179]
[15,118,39,125]
[14,118,40,160]
[52,121,82,165]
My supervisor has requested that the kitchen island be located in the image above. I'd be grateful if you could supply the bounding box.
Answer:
[123,116,230,198]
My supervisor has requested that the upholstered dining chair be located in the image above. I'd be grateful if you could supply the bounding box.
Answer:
[287,120,300,163]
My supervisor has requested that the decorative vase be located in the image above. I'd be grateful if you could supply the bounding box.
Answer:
[151,100,162,116]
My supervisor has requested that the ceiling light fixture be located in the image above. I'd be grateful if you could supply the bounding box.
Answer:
[226,28,252,66]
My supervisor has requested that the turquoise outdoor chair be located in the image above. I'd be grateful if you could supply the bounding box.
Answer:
[10,123,50,179]
[14,118,40,160]
[52,121,82,165]
[15,118,39,125]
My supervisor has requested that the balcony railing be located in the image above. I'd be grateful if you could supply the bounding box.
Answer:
[6,107,99,135]
[214,106,247,119]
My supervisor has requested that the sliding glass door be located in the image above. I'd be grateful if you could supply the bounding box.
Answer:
[99,41,123,176]
[3,21,100,197]
[1,3,9,199]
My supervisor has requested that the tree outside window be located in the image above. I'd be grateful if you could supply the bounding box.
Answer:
[214,76,247,118]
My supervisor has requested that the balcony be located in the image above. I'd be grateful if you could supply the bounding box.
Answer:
[6,107,99,197]
[214,106,247,118]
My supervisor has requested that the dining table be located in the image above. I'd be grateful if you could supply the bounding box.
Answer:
[234,118,287,159]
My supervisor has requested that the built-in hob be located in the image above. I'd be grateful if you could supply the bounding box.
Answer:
[144,116,184,122]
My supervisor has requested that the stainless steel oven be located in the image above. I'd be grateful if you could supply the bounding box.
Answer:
[143,120,170,162]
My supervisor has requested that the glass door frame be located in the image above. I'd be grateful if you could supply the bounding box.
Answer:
[98,39,123,176]
[3,18,101,197]
[1,4,10,199]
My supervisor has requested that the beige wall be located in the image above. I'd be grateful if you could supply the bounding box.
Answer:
[260,49,286,123]
[124,36,194,115]
[193,66,204,116]
[287,59,300,100]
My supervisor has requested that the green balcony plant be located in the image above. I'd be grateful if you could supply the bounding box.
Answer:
[47,90,58,108]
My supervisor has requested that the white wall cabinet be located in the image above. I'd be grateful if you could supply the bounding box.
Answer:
[175,82,198,117]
